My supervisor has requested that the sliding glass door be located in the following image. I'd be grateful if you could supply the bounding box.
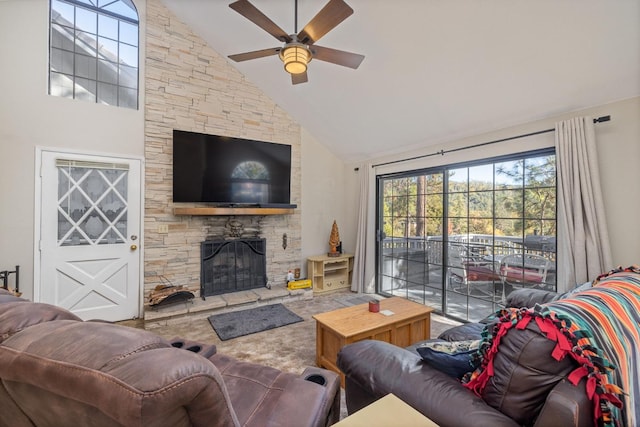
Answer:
[377,149,557,322]
[378,172,446,312]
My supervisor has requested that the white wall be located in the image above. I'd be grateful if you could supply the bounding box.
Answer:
[592,97,640,265]
[346,96,640,290]
[301,128,354,276]
[0,0,146,300]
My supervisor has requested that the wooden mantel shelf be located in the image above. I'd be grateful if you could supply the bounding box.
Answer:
[173,207,295,216]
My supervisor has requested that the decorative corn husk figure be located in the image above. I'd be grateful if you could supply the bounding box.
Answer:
[328,220,340,257]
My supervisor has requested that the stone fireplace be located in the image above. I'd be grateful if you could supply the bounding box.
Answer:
[143,0,302,305]
[201,238,267,298]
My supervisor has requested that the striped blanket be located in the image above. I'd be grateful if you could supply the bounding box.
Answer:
[464,266,640,427]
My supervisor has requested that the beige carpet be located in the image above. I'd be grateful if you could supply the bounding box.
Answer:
[146,293,457,374]
[143,292,460,420]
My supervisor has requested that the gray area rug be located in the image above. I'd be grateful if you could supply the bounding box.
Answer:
[208,303,304,341]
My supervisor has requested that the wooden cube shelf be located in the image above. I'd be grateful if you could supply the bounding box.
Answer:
[307,254,354,294]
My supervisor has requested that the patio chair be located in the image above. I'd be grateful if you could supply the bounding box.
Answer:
[446,243,501,298]
[499,253,554,293]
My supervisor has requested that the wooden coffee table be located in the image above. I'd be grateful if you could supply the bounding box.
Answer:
[313,297,433,385]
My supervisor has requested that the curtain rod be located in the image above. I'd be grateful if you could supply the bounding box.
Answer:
[368,115,611,169]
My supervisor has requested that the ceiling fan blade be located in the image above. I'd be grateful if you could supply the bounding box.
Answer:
[229,0,292,43]
[228,47,281,62]
[311,45,364,69]
[292,71,308,85]
[297,0,353,45]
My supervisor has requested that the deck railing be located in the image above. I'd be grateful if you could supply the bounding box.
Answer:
[381,233,556,263]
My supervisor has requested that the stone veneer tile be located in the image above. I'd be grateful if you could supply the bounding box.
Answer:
[253,285,290,300]
[143,303,189,322]
[144,0,302,311]
[221,290,260,306]
[189,296,227,314]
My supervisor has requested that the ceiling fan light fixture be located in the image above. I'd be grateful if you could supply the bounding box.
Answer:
[280,44,310,74]
[228,0,364,84]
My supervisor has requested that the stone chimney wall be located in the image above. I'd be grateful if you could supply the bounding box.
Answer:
[144,0,301,304]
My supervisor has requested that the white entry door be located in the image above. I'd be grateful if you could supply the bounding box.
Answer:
[38,150,142,321]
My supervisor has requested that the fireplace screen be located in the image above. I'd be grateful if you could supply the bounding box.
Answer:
[201,238,267,297]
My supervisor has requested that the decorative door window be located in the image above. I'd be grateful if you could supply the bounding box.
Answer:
[56,159,128,246]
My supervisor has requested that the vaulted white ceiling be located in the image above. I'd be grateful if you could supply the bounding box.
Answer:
[160,0,640,163]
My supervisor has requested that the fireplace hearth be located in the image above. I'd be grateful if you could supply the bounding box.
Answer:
[200,238,267,298]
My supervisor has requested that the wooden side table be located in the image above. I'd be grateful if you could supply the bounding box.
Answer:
[313,297,433,386]
[334,393,439,426]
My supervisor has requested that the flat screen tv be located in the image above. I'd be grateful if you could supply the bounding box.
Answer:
[172,130,295,207]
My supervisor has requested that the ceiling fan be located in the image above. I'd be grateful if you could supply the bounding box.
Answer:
[228,0,365,85]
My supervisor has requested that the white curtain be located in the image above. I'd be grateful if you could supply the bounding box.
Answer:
[352,162,376,293]
[555,116,612,291]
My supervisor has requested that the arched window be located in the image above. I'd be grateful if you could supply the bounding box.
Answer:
[231,161,270,181]
[49,0,139,109]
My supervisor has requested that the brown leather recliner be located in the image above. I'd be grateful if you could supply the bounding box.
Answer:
[337,288,593,427]
[0,289,340,427]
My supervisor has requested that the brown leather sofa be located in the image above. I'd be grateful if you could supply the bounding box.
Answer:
[0,289,340,427]
[337,288,592,427]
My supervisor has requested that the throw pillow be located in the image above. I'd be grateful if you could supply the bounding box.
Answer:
[416,339,481,379]
[557,280,593,299]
